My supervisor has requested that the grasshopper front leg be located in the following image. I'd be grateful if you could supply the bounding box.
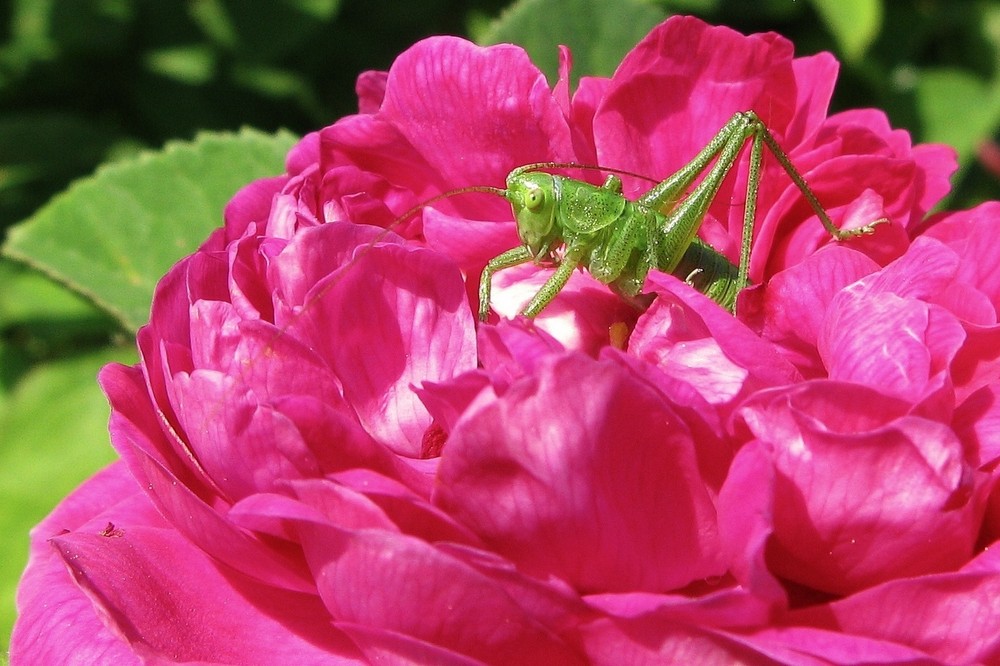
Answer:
[478,246,532,321]
[520,247,585,318]
[478,245,587,321]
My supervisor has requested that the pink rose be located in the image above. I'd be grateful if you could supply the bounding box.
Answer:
[15,15,999,664]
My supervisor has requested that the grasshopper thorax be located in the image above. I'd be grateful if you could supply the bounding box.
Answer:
[505,169,560,259]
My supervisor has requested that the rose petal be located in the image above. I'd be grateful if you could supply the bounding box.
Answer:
[11,464,145,664]
[437,353,725,593]
[738,381,984,594]
[741,244,879,375]
[379,37,577,191]
[791,547,1000,664]
[51,523,357,663]
[296,523,583,663]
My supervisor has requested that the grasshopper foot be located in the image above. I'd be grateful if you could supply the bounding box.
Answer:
[833,216,889,240]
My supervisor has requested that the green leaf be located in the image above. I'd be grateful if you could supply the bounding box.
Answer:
[0,259,99,325]
[807,0,883,61]
[0,259,115,388]
[915,67,1000,166]
[194,0,342,62]
[0,344,136,653]
[144,45,218,85]
[0,112,132,227]
[475,0,666,85]
[2,128,298,332]
[657,0,720,13]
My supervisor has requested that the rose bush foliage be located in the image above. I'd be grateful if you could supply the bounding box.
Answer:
[13,16,1000,665]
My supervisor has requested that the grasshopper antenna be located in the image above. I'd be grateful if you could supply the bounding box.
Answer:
[391,185,509,228]
[516,162,660,185]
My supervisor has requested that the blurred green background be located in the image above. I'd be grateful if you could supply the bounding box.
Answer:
[1,0,998,654]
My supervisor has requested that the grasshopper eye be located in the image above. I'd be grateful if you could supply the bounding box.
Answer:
[524,184,545,211]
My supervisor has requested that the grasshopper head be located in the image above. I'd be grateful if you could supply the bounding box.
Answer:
[506,170,559,259]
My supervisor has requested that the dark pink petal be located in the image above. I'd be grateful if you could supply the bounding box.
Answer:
[753,108,954,279]
[820,294,964,403]
[976,471,1000,547]
[167,305,395,498]
[811,111,955,222]
[738,381,984,595]
[291,522,585,663]
[552,45,573,119]
[435,541,590,630]
[178,307,425,494]
[924,201,1000,310]
[223,175,287,240]
[320,113,456,212]
[129,443,316,593]
[140,249,219,361]
[100,361,213,500]
[102,365,314,589]
[744,626,940,665]
[636,273,801,399]
[421,207,520,273]
[230,471,475,545]
[790,546,1000,664]
[567,75,610,167]
[951,323,1000,405]
[267,221,393,311]
[261,222,477,455]
[803,109,955,231]
[477,318,567,385]
[317,164,420,230]
[355,69,388,114]
[436,353,725,593]
[953,382,1000,468]
[337,622,488,665]
[174,313,338,497]
[228,228,279,321]
[414,370,494,436]
[584,587,773,633]
[322,36,578,226]
[716,441,787,607]
[783,53,838,146]
[741,245,879,375]
[378,37,576,191]
[910,142,960,212]
[753,153,912,278]
[582,598,942,664]
[817,239,967,403]
[930,280,997,326]
[50,522,358,663]
[596,16,801,192]
[608,351,732,490]
[849,235,959,300]
[134,252,232,466]
[265,173,325,236]
[296,241,477,455]
[11,464,144,665]
[293,472,481,544]
[228,488,395,543]
[579,616,801,665]
[285,130,321,177]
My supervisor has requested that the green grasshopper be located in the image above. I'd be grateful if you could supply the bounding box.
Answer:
[445,110,884,322]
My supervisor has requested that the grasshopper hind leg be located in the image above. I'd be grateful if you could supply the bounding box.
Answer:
[748,111,888,241]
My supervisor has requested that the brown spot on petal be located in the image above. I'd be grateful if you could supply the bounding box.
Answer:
[420,421,448,459]
[609,321,631,350]
[99,522,124,538]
